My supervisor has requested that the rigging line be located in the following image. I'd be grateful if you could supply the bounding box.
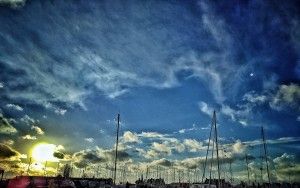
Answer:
[209,126,215,186]
[213,111,221,188]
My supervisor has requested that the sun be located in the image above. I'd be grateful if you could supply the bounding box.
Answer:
[31,143,58,162]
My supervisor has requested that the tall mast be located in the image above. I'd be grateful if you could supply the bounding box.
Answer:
[173,166,175,183]
[245,154,250,185]
[213,111,221,188]
[202,113,214,183]
[44,161,48,176]
[96,165,99,178]
[26,157,32,175]
[146,166,149,180]
[261,126,271,186]
[56,162,60,176]
[113,113,120,185]
[209,131,215,185]
[229,160,233,184]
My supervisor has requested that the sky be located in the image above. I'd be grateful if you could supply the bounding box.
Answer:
[0,0,299,184]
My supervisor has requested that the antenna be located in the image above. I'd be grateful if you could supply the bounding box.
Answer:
[113,113,120,185]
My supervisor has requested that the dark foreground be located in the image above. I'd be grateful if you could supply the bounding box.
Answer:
[0,176,299,188]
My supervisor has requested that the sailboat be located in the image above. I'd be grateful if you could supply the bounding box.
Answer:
[191,110,219,188]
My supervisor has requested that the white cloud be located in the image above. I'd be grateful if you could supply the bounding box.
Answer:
[243,91,267,104]
[56,145,65,151]
[220,104,250,126]
[44,103,68,115]
[144,149,161,159]
[151,142,172,156]
[123,131,139,143]
[177,124,200,134]
[21,134,37,140]
[31,125,44,135]
[183,139,204,152]
[54,108,67,115]
[178,129,185,134]
[138,132,168,139]
[270,83,300,111]
[232,139,246,154]
[20,115,35,125]
[84,137,94,143]
[6,104,23,111]
[0,0,26,8]
[174,142,185,153]
[174,156,206,169]
[99,129,105,134]
[238,120,248,126]
[221,104,237,121]
[273,153,295,168]
[242,137,300,148]
[0,2,235,111]
[198,102,249,126]
[0,82,3,88]
[198,101,213,116]
[150,158,173,167]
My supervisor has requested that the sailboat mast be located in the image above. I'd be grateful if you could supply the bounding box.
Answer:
[113,113,120,185]
[209,131,215,185]
[229,160,233,184]
[261,126,271,185]
[245,154,250,185]
[26,157,32,175]
[213,111,221,188]
[202,113,214,183]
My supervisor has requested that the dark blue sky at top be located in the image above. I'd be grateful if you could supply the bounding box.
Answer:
[0,0,299,161]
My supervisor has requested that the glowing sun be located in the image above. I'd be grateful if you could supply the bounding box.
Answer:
[32,143,58,162]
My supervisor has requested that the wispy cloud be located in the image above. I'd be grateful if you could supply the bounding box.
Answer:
[0,143,23,161]
[31,125,44,135]
[198,101,214,116]
[20,115,36,125]
[270,83,300,111]
[84,137,94,143]
[183,139,204,152]
[21,134,37,140]
[0,0,26,8]
[122,131,140,143]
[6,104,23,111]
[0,113,17,135]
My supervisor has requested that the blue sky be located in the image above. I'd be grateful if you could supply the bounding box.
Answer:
[0,0,299,183]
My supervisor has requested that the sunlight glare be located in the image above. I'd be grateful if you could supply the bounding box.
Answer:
[31,143,58,162]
